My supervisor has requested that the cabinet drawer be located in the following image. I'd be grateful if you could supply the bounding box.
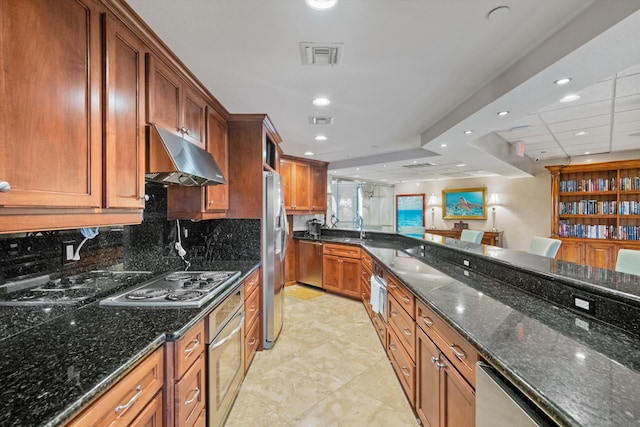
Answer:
[175,353,206,427]
[176,320,205,379]
[389,294,416,360]
[361,261,372,284]
[69,346,164,426]
[371,313,387,346]
[323,243,361,259]
[130,390,163,427]
[244,313,261,372]
[244,282,261,328]
[244,268,260,297]
[361,251,373,273]
[387,275,415,318]
[361,276,371,317]
[416,300,478,387]
[387,327,416,406]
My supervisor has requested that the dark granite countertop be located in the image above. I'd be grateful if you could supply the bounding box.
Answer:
[0,260,260,427]
[294,231,640,426]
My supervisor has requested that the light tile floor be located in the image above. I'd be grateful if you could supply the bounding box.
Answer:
[225,285,419,427]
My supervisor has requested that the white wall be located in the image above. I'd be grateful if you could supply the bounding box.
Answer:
[395,173,551,250]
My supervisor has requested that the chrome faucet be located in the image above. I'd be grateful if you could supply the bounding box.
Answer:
[357,215,365,239]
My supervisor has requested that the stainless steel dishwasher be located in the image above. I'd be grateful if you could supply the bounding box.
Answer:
[297,240,323,288]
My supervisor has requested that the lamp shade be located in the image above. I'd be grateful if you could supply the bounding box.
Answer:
[427,193,439,207]
[489,192,500,206]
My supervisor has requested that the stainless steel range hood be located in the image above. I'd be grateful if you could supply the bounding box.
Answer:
[145,124,226,186]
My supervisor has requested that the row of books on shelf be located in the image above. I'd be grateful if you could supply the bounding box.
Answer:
[558,221,640,240]
[619,201,640,215]
[559,176,640,192]
[559,200,616,215]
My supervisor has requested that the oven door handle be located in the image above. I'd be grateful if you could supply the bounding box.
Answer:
[210,312,245,350]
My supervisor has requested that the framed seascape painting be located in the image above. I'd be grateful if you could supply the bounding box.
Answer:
[442,187,487,220]
[396,194,425,231]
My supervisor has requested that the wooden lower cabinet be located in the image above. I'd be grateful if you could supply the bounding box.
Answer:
[68,347,164,426]
[244,267,262,372]
[323,244,361,299]
[387,327,416,406]
[585,241,617,269]
[174,353,206,427]
[556,238,640,269]
[417,328,475,427]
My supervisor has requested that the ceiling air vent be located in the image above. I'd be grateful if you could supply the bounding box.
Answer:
[300,42,344,66]
[310,116,334,125]
[403,162,437,169]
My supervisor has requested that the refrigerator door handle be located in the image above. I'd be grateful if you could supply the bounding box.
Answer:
[279,201,289,261]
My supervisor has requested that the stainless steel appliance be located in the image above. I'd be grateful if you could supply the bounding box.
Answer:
[0,271,152,306]
[370,262,388,322]
[307,218,321,238]
[99,271,240,307]
[207,283,244,427]
[263,171,289,349]
[476,362,553,427]
[297,240,323,289]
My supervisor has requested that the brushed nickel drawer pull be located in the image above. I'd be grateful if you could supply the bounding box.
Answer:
[436,360,447,369]
[185,387,200,406]
[390,310,398,317]
[402,295,411,304]
[389,343,397,352]
[115,385,142,413]
[431,356,439,364]
[422,316,434,326]
[401,367,411,377]
[449,344,467,359]
[248,305,256,312]
[184,338,200,355]
[248,337,256,346]
[402,328,412,337]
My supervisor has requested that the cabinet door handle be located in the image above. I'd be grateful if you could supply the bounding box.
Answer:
[140,194,149,201]
[248,337,256,346]
[180,126,190,135]
[389,343,397,352]
[402,328,412,337]
[431,356,439,364]
[248,305,256,312]
[421,316,434,326]
[184,338,200,355]
[114,385,142,413]
[402,295,411,304]
[449,344,467,359]
[184,387,200,406]
[388,283,397,290]
[436,360,447,369]
[209,200,214,205]
[390,310,398,317]
[401,367,411,377]
[0,181,11,192]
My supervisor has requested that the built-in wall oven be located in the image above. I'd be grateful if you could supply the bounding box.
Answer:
[207,283,244,427]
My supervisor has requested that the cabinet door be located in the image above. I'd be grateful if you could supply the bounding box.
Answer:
[340,256,361,299]
[292,162,311,211]
[558,240,584,264]
[205,108,229,211]
[416,328,440,427]
[441,355,475,427]
[0,0,102,208]
[175,353,206,427]
[130,391,163,427]
[585,241,616,270]
[181,83,207,149]
[310,163,328,212]
[104,13,146,209]
[280,159,294,211]
[147,54,182,134]
[322,254,341,292]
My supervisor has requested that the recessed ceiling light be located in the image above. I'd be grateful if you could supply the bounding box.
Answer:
[353,175,359,177]
[554,77,572,85]
[463,130,473,135]
[413,160,417,164]
[457,163,466,167]
[382,164,387,168]
[355,168,360,171]
[560,94,580,103]
[440,143,447,148]
[381,179,388,181]
[584,151,591,155]
[305,0,337,10]
[312,97,330,106]
[315,135,327,141]
[497,111,509,116]
[575,131,588,136]
[304,151,314,156]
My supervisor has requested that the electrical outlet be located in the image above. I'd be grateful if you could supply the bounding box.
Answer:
[62,240,76,264]
[463,259,470,267]
[572,294,596,315]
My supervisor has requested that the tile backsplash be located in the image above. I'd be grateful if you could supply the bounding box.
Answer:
[0,184,260,286]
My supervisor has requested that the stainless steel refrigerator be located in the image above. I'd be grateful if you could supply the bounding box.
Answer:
[263,171,288,349]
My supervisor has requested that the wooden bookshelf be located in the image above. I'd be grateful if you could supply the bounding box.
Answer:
[547,160,640,269]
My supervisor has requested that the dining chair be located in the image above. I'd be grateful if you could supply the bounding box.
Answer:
[460,230,484,244]
[528,237,562,258]
[615,249,640,276]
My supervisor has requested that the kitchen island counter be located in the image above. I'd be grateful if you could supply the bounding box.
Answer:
[0,260,260,427]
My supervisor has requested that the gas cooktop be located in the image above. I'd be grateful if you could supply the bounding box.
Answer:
[0,271,153,307]
[99,271,241,308]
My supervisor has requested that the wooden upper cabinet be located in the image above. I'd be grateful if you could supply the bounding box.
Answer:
[280,156,327,214]
[146,54,207,148]
[310,163,328,212]
[103,13,147,210]
[0,0,102,208]
[205,108,229,212]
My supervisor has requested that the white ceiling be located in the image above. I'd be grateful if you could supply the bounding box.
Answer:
[126,0,640,184]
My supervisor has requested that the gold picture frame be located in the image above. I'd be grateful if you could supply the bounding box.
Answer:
[442,187,487,220]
